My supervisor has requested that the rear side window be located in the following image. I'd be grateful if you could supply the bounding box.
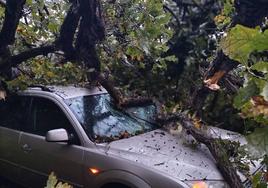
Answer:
[26,97,80,145]
[0,96,31,130]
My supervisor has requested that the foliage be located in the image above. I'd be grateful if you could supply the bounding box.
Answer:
[252,155,268,188]
[14,0,67,53]
[45,172,72,188]
[6,0,178,98]
[220,25,268,125]
[99,0,178,101]
[2,0,224,117]
[8,59,86,91]
[221,25,268,64]
[100,0,223,113]
[247,126,268,154]
[214,0,234,28]
[101,0,175,69]
[216,0,268,153]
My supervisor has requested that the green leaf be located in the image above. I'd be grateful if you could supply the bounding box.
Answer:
[247,126,268,154]
[221,25,268,64]
[252,172,262,188]
[233,81,259,109]
[251,61,268,73]
[26,0,33,5]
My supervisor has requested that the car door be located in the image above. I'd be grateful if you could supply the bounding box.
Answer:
[0,96,31,183]
[19,96,85,188]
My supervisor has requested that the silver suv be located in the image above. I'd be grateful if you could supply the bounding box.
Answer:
[0,86,262,188]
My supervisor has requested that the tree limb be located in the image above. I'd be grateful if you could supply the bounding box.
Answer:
[120,98,154,108]
[0,0,26,50]
[56,0,80,61]
[157,114,244,188]
[0,45,56,71]
[97,74,123,105]
[75,0,105,79]
[11,45,56,66]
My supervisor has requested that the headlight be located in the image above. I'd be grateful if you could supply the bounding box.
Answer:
[184,180,230,188]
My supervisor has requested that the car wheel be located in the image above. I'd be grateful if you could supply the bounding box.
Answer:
[101,183,131,188]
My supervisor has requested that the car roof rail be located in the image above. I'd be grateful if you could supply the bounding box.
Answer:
[28,85,52,92]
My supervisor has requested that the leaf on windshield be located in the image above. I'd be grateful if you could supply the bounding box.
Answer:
[94,131,133,143]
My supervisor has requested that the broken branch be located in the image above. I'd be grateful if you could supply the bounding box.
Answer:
[157,113,244,188]
[0,45,56,71]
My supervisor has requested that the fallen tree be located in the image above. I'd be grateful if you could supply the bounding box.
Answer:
[0,1,261,188]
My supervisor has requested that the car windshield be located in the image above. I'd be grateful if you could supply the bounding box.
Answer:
[64,94,157,143]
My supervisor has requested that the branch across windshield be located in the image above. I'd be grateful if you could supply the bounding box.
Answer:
[64,94,156,143]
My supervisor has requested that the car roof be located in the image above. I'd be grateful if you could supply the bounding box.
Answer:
[23,85,108,99]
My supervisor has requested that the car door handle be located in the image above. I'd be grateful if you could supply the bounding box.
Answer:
[22,144,32,153]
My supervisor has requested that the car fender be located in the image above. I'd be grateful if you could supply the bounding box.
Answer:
[92,170,151,188]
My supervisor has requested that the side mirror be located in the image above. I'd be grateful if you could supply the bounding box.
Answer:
[46,128,70,143]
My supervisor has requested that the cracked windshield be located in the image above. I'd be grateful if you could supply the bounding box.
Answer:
[65,94,156,143]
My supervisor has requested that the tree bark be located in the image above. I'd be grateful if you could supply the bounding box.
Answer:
[0,0,25,50]
[75,0,105,80]
[0,0,26,82]
[56,1,80,61]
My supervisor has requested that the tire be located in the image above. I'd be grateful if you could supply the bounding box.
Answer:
[101,183,131,188]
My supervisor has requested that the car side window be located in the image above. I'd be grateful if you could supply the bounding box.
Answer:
[27,97,80,145]
[0,96,31,130]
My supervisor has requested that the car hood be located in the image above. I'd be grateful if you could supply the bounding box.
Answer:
[97,128,261,182]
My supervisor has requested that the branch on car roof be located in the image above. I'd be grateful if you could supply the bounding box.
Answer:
[97,74,155,108]
[120,98,154,108]
[97,74,124,105]
[156,113,244,188]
